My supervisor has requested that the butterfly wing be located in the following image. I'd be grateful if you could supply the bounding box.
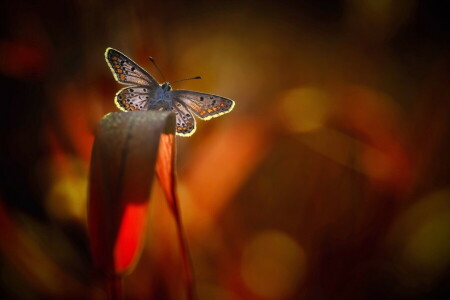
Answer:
[172,100,196,136]
[170,90,235,120]
[105,47,159,87]
[115,86,154,111]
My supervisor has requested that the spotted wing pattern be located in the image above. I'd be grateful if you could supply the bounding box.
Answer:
[115,86,153,111]
[172,100,196,136]
[171,90,235,120]
[105,48,159,87]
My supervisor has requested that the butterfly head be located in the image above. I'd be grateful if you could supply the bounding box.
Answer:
[161,82,172,92]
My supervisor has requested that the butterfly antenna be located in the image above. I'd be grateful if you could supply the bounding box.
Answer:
[171,76,202,85]
[148,56,167,82]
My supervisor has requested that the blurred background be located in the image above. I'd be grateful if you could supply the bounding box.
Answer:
[1,0,450,299]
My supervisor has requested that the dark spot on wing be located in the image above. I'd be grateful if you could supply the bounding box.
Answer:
[200,97,204,101]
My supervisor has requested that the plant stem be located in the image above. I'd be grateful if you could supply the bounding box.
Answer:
[106,276,123,300]
[173,202,196,300]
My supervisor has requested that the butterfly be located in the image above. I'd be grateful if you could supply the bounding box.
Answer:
[105,47,235,136]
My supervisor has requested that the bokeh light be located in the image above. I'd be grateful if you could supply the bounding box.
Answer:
[241,230,306,299]
[279,87,333,133]
[387,188,450,277]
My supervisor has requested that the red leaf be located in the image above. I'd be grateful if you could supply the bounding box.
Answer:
[156,133,196,300]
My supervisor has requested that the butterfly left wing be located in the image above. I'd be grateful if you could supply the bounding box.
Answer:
[105,47,159,87]
[115,86,152,111]
[170,90,235,120]
[172,100,196,136]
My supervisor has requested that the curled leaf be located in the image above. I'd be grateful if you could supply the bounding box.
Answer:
[88,110,195,299]
[88,111,174,275]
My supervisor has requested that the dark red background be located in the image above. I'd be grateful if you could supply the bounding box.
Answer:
[1,1,450,299]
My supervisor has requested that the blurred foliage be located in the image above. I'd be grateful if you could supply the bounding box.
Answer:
[1,0,450,299]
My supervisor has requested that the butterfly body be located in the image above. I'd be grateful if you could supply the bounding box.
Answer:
[105,48,235,136]
[149,82,173,111]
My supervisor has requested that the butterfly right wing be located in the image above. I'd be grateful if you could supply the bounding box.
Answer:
[170,90,235,120]
[105,47,159,87]
[171,100,196,136]
[115,86,154,111]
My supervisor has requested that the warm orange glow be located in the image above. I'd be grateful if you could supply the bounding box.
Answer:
[181,117,271,234]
